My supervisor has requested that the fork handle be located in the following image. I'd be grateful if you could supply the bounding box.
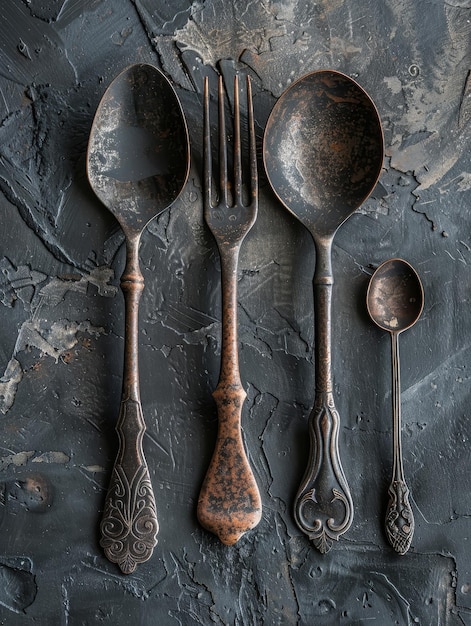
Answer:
[100,235,158,573]
[197,245,262,544]
[197,383,262,544]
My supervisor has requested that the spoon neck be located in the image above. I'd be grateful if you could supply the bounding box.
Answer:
[313,236,333,283]
[121,235,144,400]
[390,331,405,481]
[313,238,334,393]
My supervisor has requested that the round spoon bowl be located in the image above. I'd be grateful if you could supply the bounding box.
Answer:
[263,70,384,237]
[367,258,424,334]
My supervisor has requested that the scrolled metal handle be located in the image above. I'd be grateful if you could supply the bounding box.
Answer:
[100,397,158,574]
[294,392,353,553]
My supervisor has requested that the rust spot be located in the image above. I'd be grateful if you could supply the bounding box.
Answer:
[6,473,54,513]
[60,350,74,364]
[81,337,92,350]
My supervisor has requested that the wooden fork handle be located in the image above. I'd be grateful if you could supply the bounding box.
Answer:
[197,382,262,545]
[197,242,261,543]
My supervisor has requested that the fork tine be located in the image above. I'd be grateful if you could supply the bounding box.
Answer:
[203,76,212,210]
[233,75,242,205]
[247,76,258,206]
[218,76,229,207]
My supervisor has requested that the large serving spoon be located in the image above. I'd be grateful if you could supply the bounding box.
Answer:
[366,258,424,555]
[87,63,189,573]
[263,70,384,553]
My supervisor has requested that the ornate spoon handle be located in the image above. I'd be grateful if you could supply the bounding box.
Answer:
[294,390,353,553]
[385,479,414,555]
[294,238,353,553]
[197,246,262,545]
[385,331,414,555]
[100,236,158,573]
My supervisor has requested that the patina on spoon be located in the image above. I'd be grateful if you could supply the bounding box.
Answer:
[367,258,424,555]
[87,63,189,573]
[263,70,384,553]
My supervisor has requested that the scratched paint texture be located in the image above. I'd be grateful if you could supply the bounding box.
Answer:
[0,0,470,623]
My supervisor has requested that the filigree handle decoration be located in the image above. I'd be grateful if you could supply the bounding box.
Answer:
[294,391,353,554]
[100,398,158,574]
[385,479,414,555]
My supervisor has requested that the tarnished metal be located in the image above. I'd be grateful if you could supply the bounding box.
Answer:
[367,258,424,555]
[263,70,384,553]
[197,74,261,545]
[87,63,189,573]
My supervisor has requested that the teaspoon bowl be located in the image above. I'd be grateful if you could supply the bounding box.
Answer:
[367,258,424,334]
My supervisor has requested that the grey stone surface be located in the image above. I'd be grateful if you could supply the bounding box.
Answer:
[0,0,470,623]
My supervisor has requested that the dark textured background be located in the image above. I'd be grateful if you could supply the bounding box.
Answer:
[0,0,470,623]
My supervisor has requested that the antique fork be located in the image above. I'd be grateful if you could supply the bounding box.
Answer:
[197,74,262,544]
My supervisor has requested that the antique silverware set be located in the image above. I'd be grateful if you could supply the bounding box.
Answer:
[87,63,424,573]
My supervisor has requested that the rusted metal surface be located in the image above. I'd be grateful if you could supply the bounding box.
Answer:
[263,70,384,553]
[197,75,261,545]
[87,64,190,573]
[367,258,424,554]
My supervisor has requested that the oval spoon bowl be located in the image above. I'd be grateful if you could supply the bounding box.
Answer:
[87,63,190,236]
[367,258,424,334]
